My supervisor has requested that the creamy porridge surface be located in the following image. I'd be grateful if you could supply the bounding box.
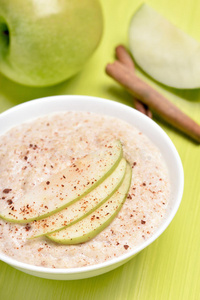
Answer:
[0,111,170,268]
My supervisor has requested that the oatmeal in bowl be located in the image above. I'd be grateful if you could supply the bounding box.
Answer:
[0,95,184,280]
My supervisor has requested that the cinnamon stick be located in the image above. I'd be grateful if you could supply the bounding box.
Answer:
[115,45,152,118]
[106,60,200,143]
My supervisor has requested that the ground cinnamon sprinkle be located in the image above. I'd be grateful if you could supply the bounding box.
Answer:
[124,245,129,250]
[3,189,12,194]
[7,200,13,205]
[24,224,31,232]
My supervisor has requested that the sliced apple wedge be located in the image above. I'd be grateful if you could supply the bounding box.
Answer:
[47,163,132,245]
[0,140,122,223]
[129,4,200,88]
[29,158,127,238]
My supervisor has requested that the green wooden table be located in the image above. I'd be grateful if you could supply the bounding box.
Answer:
[0,0,200,299]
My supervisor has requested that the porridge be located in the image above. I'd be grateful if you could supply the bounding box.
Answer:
[0,111,170,268]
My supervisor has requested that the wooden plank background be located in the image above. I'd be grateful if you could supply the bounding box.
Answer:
[0,0,200,299]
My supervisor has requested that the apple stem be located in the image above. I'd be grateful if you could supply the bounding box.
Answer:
[2,29,9,36]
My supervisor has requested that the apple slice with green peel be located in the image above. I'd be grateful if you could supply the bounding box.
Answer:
[129,3,200,89]
[0,140,122,223]
[47,162,132,245]
[29,158,127,238]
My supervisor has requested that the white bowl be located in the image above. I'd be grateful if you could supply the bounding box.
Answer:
[0,95,184,280]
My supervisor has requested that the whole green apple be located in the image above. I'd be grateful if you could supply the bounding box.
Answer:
[0,0,103,86]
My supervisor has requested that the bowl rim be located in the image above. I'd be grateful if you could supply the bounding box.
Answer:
[0,95,184,275]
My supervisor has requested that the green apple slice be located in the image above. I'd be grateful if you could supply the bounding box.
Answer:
[0,140,122,223]
[29,158,127,238]
[129,3,200,88]
[47,162,132,245]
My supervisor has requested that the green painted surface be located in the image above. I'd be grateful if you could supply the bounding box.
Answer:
[0,0,200,299]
